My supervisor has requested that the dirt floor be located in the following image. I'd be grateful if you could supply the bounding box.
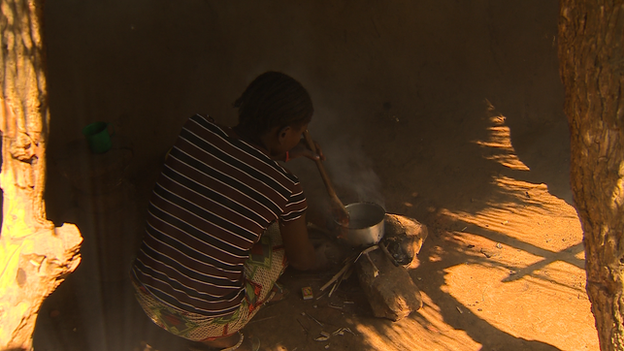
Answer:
[35,108,596,351]
[31,1,599,350]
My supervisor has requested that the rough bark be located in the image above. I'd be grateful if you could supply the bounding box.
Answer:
[356,248,423,321]
[382,213,428,268]
[559,1,624,350]
[0,0,82,350]
[355,214,427,321]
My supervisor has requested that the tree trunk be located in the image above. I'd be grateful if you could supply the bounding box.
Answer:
[0,0,82,350]
[559,1,624,349]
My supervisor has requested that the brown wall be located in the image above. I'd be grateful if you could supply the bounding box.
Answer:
[42,0,568,222]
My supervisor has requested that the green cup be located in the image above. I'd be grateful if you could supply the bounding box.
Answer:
[82,122,113,154]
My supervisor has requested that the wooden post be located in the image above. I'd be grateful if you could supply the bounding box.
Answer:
[559,1,624,349]
[0,1,82,349]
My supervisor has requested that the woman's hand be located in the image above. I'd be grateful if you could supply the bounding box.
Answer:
[286,139,326,162]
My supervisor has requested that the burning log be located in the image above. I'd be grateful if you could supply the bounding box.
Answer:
[381,213,428,268]
[355,214,428,321]
[355,248,423,321]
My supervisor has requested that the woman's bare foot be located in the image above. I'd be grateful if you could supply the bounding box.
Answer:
[199,333,240,349]
[266,283,289,305]
[189,331,260,351]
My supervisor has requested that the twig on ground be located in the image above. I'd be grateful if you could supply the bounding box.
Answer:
[315,291,327,300]
[363,252,380,277]
[320,260,354,291]
[247,315,279,324]
[303,312,325,327]
[297,318,309,334]
[322,245,380,294]
[354,245,379,262]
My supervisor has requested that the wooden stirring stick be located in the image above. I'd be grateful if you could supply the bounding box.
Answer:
[302,130,350,225]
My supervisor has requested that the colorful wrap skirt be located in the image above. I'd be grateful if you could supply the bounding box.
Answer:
[131,223,287,342]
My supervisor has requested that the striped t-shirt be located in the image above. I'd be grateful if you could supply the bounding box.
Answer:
[131,114,307,317]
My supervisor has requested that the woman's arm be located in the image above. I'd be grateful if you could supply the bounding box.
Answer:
[279,215,328,271]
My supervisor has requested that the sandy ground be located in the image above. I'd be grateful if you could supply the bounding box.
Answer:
[33,97,598,351]
[32,1,599,350]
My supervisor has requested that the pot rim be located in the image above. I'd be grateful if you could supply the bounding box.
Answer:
[338,202,386,229]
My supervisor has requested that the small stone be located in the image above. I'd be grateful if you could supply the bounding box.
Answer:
[480,249,492,258]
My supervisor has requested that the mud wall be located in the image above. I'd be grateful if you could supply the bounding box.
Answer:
[42,0,567,220]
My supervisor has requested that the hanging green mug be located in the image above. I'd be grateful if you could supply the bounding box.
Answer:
[82,122,114,154]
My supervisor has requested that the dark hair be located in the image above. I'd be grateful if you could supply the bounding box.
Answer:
[234,71,314,135]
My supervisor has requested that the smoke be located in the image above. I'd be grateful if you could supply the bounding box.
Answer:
[323,135,385,210]
[256,69,386,211]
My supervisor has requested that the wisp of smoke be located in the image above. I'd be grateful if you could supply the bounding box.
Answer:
[324,136,385,209]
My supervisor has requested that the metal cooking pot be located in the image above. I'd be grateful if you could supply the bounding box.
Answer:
[337,202,385,247]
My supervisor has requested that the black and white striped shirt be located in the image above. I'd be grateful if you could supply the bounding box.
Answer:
[132,114,307,317]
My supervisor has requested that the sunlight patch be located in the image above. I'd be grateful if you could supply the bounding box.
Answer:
[355,292,481,350]
[473,100,530,171]
[445,261,594,349]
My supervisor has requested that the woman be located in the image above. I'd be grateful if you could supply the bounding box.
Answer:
[130,71,329,351]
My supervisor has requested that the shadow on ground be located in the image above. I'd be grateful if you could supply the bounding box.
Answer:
[32,0,592,350]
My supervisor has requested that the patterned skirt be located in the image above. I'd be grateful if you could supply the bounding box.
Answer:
[131,223,287,341]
